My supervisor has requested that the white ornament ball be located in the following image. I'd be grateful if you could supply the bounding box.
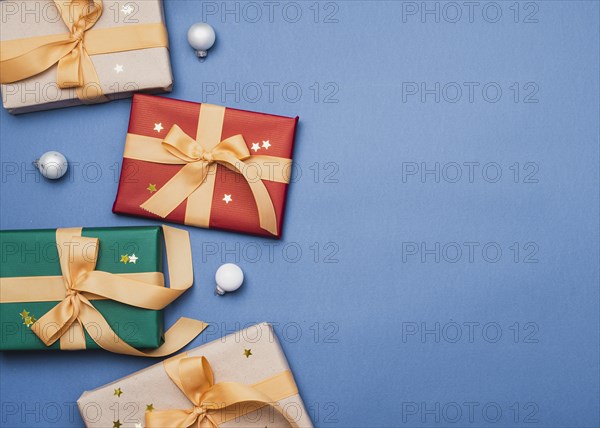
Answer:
[215,263,244,295]
[35,151,68,180]
[187,23,216,58]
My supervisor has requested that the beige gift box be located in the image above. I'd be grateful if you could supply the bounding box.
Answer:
[77,323,313,428]
[0,0,173,114]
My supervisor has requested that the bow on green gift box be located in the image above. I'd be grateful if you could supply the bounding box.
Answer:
[0,225,206,355]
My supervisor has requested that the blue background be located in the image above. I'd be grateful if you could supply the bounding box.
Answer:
[1,1,599,427]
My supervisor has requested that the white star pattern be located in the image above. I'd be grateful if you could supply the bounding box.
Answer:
[113,64,124,74]
[128,254,138,264]
[251,143,261,152]
[262,140,271,150]
[223,194,232,204]
[121,5,134,15]
[154,123,164,133]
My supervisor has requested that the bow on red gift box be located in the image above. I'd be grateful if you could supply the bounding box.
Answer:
[123,103,293,236]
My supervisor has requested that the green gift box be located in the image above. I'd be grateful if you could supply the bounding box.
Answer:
[0,226,165,351]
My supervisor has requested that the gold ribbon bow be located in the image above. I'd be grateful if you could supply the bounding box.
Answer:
[129,103,291,235]
[0,0,169,101]
[147,356,300,428]
[0,226,207,356]
[140,121,278,235]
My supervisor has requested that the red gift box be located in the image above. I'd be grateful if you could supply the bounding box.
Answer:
[113,94,299,238]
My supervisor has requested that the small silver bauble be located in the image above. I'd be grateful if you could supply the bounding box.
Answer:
[215,263,244,296]
[34,151,68,180]
[187,22,216,58]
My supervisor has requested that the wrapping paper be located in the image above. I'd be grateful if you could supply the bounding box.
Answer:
[77,323,313,428]
[113,94,299,238]
[0,0,172,114]
[0,226,164,351]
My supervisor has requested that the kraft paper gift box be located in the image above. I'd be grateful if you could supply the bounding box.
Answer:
[113,94,299,238]
[0,225,205,355]
[0,0,173,114]
[77,322,313,428]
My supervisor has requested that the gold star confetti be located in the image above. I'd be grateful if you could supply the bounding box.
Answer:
[147,183,157,193]
[114,388,123,397]
[120,254,130,264]
[20,310,36,327]
[146,404,154,412]
[113,421,122,428]
[23,316,35,328]
[243,349,252,358]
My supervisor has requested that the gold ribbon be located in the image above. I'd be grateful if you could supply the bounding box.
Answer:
[0,226,207,356]
[147,355,300,428]
[125,103,291,236]
[0,0,169,101]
